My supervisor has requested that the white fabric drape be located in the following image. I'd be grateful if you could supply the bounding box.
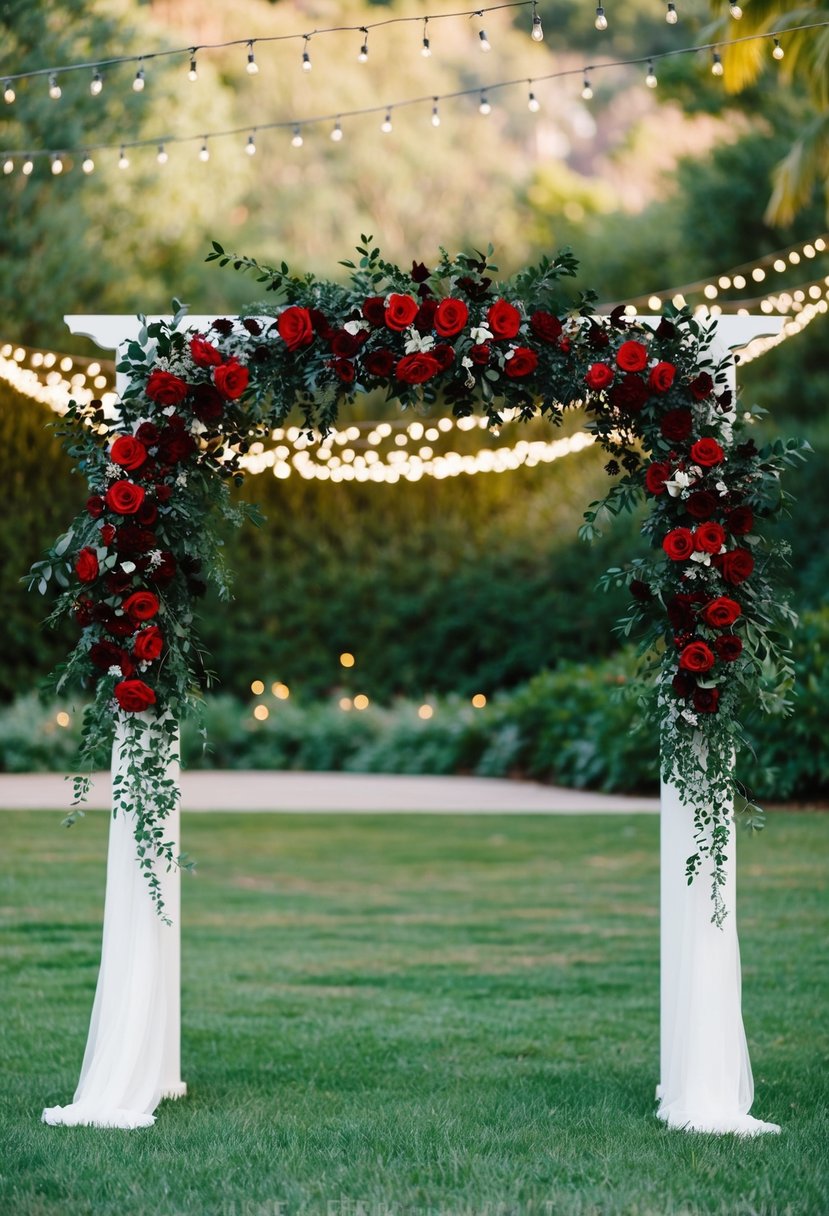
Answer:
[657,762,779,1135]
[42,714,185,1129]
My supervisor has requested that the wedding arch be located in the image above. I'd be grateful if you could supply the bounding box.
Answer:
[30,242,803,1134]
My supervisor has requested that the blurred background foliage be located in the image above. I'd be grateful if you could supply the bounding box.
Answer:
[1,0,827,788]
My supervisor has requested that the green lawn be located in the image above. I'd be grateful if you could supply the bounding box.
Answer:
[1,810,827,1216]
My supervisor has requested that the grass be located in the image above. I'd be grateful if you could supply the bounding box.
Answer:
[1,809,827,1216]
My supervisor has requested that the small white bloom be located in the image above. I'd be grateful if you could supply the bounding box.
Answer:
[162,405,177,417]
[146,549,163,570]
[190,419,207,437]
[120,561,136,574]
[470,325,493,344]
[107,665,122,677]
[681,709,699,726]
[404,331,435,354]
[105,462,120,481]
[461,356,474,370]
[665,469,693,497]
[343,319,369,336]
[690,551,711,566]
[715,481,728,496]
[176,472,188,487]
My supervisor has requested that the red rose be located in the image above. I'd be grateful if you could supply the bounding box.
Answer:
[148,551,177,585]
[394,353,441,385]
[644,461,671,496]
[615,340,649,372]
[213,358,249,400]
[330,357,355,384]
[529,311,563,343]
[702,597,742,628]
[110,435,147,471]
[715,548,754,585]
[585,363,614,391]
[433,344,455,371]
[693,522,726,554]
[133,625,163,662]
[113,526,156,555]
[663,528,694,561]
[384,294,419,332]
[487,299,521,339]
[105,480,145,516]
[190,334,222,368]
[136,422,160,446]
[191,383,225,423]
[155,484,173,504]
[90,641,133,675]
[331,331,362,358]
[685,490,718,520]
[114,678,157,713]
[689,371,714,400]
[100,523,116,545]
[364,350,395,378]
[146,370,188,406]
[74,547,99,583]
[277,306,314,351]
[122,590,160,621]
[660,409,692,442]
[648,362,676,393]
[693,687,720,714]
[690,437,724,467]
[610,374,648,413]
[86,495,105,518]
[679,641,716,673]
[469,344,491,366]
[715,635,743,662]
[727,506,754,535]
[505,347,539,378]
[434,298,469,338]
[362,297,387,327]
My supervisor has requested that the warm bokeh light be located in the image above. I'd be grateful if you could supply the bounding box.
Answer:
[339,652,355,668]
[418,704,434,720]
[339,697,353,711]
[253,704,269,721]
[353,694,369,710]
[272,682,290,699]
[471,693,487,708]
[250,679,265,695]
[56,711,71,728]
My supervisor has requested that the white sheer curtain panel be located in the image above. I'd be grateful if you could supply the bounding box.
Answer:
[42,713,185,1129]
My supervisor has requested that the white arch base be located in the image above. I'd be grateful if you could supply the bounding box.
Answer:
[41,312,786,1130]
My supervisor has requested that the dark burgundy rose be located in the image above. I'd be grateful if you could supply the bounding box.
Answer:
[685,490,718,521]
[589,325,610,349]
[689,372,714,400]
[362,298,387,328]
[136,501,158,527]
[736,439,758,459]
[158,427,196,465]
[609,374,648,413]
[672,670,696,698]
[727,506,754,535]
[308,308,335,340]
[469,344,491,366]
[716,390,733,411]
[410,260,430,283]
[660,408,693,442]
[155,484,173,504]
[655,318,676,341]
[86,495,105,518]
[693,687,720,714]
[100,523,116,545]
[715,548,754,585]
[415,299,438,334]
[74,597,94,626]
[89,640,133,675]
[364,349,395,378]
[330,357,355,384]
[433,344,455,371]
[191,383,225,423]
[242,317,263,336]
[113,526,157,554]
[629,579,652,601]
[211,318,234,336]
[457,275,492,302]
[149,551,177,584]
[667,593,697,629]
[529,311,563,343]
[330,331,361,358]
[716,635,743,662]
[104,572,133,596]
[251,345,269,364]
[136,422,160,446]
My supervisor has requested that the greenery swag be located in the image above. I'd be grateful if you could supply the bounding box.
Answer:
[28,240,807,922]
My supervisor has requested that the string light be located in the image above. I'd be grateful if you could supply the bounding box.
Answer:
[358,29,369,61]
[729,2,742,17]
[3,157,13,175]
[431,98,441,126]
[531,1,544,41]
[381,109,393,133]
[50,153,63,175]
[582,72,593,99]
[594,6,608,32]
[479,91,491,115]
[772,36,784,59]
[711,49,724,75]
[22,157,33,175]
[82,153,95,173]
[645,60,658,87]
[478,22,492,51]
[198,139,210,162]
[301,37,312,72]
[246,42,259,74]
[291,125,303,148]
[666,2,678,25]
[246,132,257,154]
[3,81,14,104]
[422,18,431,57]
[157,143,168,164]
[527,88,540,112]
[188,54,198,82]
[330,119,343,142]
[90,70,103,95]
[48,73,61,100]
[118,146,129,169]
[132,62,145,91]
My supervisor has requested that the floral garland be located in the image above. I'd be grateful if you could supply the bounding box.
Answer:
[29,241,806,922]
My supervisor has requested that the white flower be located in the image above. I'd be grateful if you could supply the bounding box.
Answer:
[105,462,120,481]
[107,665,122,677]
[175,472,188,487]
[469,325,493,344]
[146,549,163,570]
[190,419,207,436]
[461,356,474,370]
[715,480,729,496]
[162,405,177,417]
[681,709,699,726]
[690,551,711,566]
[343,319,369,336]
[120,561,136,574]
[404,331,435,354]
[664,469,693,497]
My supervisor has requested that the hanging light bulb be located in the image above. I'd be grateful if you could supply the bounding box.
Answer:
[90,70,103,95]
[188,54,198,82]
[3,157,14,175]
[246,133,257,154]
[478,28,491,51]
[711,49,724,75]
[479,91,491,115]
[132,62,145,92]
[665,2,678,24]
[157,144,168,164]
[291,126,304,148]
[594,6,608,31]
[3,80,15,104]
[581,73,593,100]
[330,120,343,142]
[302,38,312,72]
[358,29,369,61]
[118,146,129,169]
[531,2,544,41]
[199,140,210,162]
[22,156,33,176]
[729,2,742,16]
[51,153,64,175]
[246,42,259,74]
[381,109,393,133]
[431,99,441,127]
[422,19,431,56]
[527,89,540,112]
[645,60,658,87]
[82,154,95,174]
[48,73,62,100]
[772,36,784,60]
